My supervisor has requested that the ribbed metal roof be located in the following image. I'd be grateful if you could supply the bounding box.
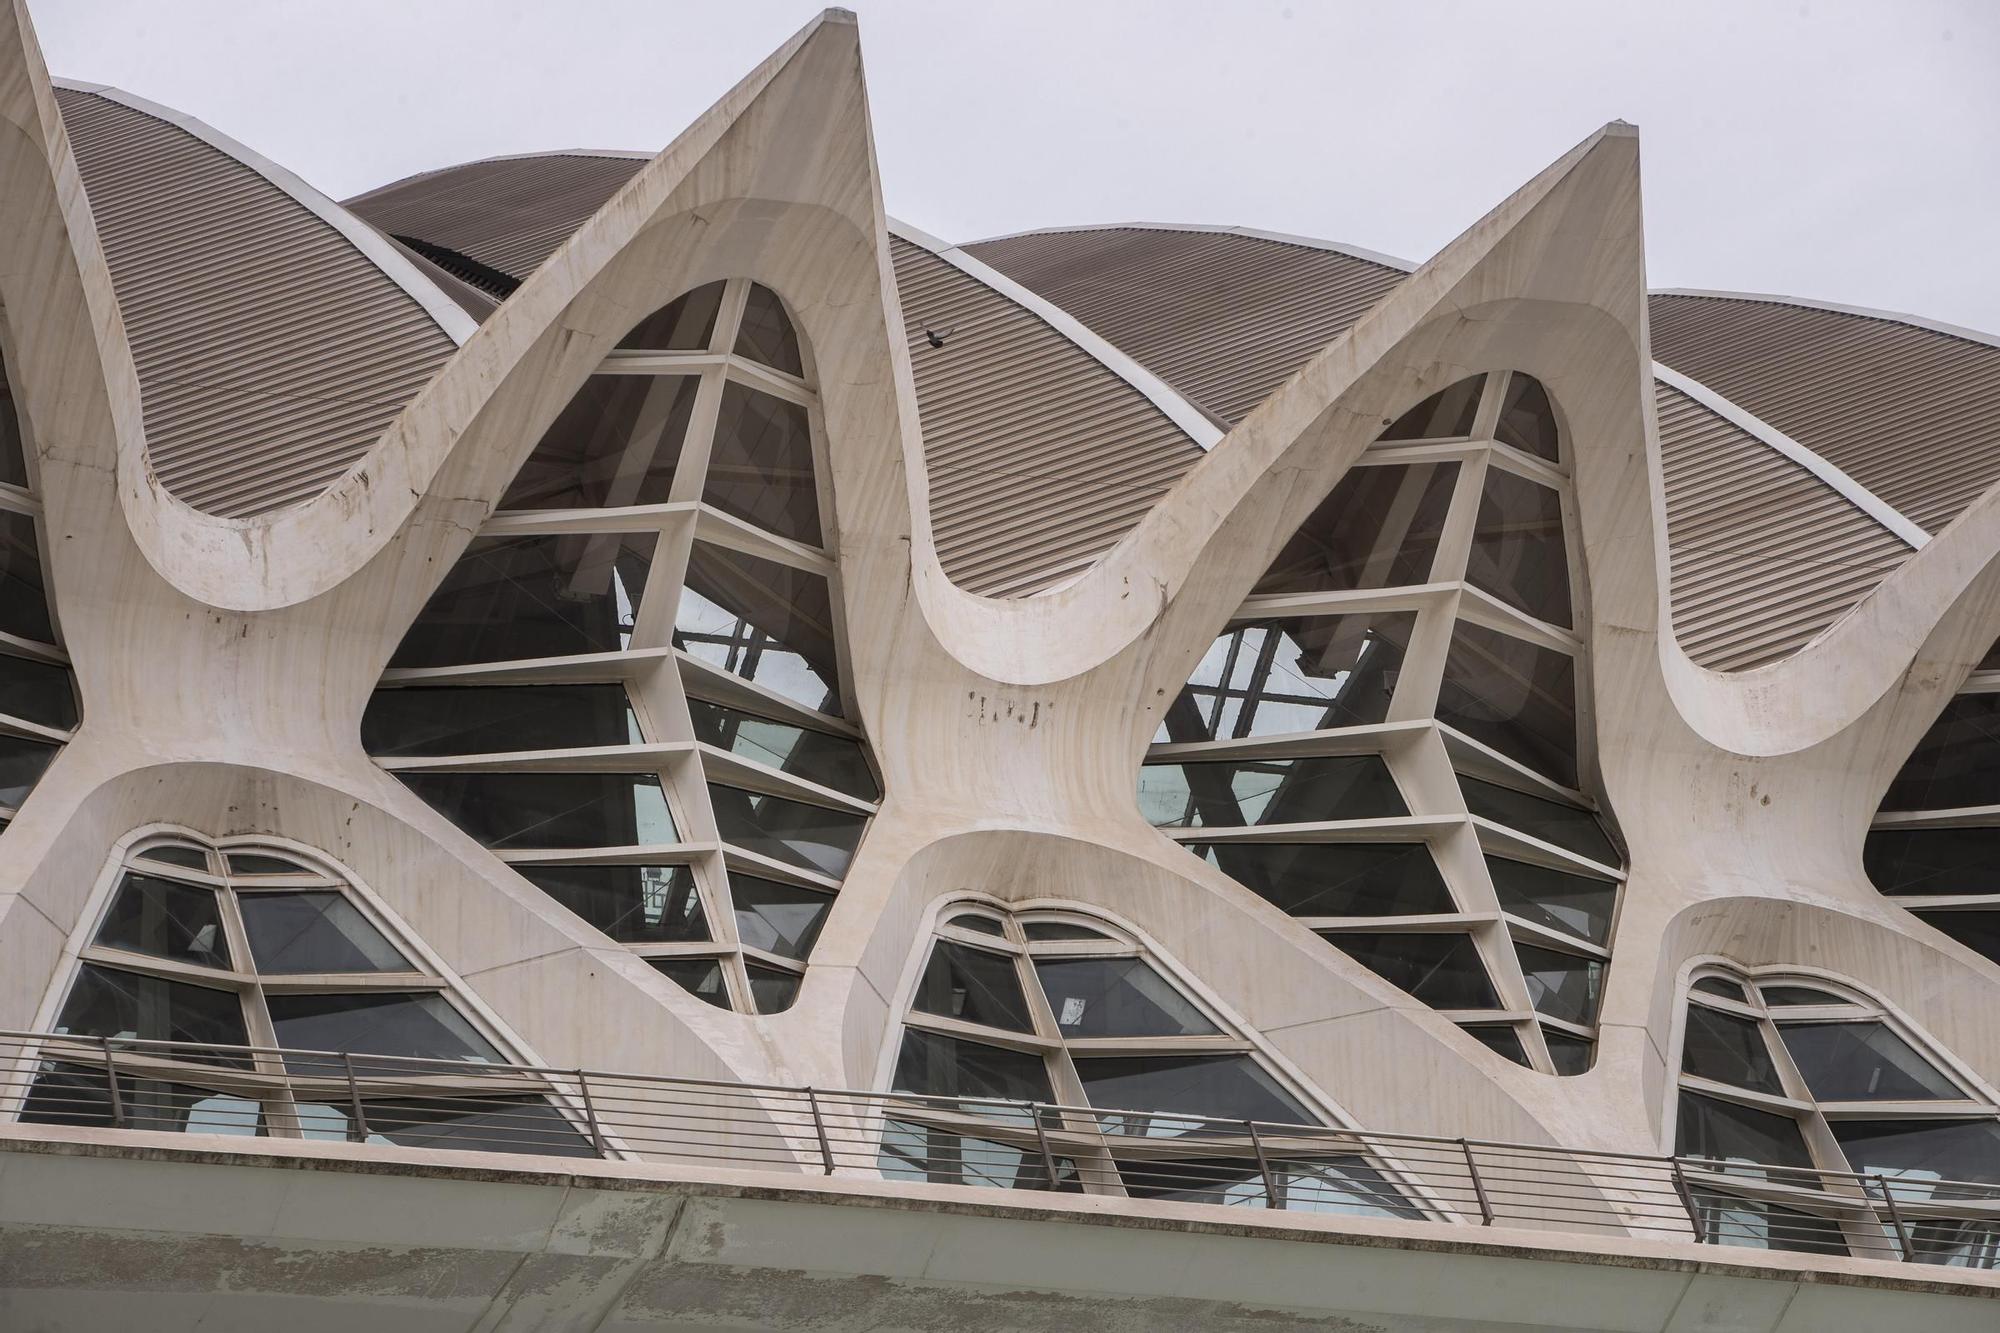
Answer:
[891,235,1205,597]
[1656,381,1912,671]
[967,226,1408,426]
[1650,294,2000,535]
[58,87,459,518]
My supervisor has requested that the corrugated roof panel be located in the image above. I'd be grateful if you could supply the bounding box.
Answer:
[892,236,1205,597]
[966,227,1407,425]
[58,88,457,518]
[1650,294,2000,534]
[1657,380,1912,671]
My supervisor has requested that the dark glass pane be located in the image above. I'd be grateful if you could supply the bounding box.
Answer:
[0,355,28,487]
[1692,976,1749,1002]
[497,374,696,509]
[0,652,76,730]
[1494,373,1560,462]
[1691,1191,1848,1256]
[96,873,229,969]
[267,992,500,1076]
[1460,775,1618,866]
[1833,1119,2000,1194]
[1777,1021,1960,1101]
[650,956,730,1008]
[1158,613,1414,743]
[685,696,877,801]
[137,845,211,872]
[1021,921,1112,941]
[1323,932,1500,1010]
[1865,826,2000,896]
[1139,754,1406,829]
[1437,622,1578,788]
[708,784,864,878]
[1759,984,1847,1006]
[1378,375,1484,441]
[1253,462,1457,597]
[730,873,832,961]
[704,383,820,546]
[0,508,52,644]
[1074,1054,1314,1134]
[1675,1091,1814,1173]
[1981,637,2000,673]
[1515,943,1602,1026]
[363,685,640,757]
[677,543,840,715]
[1880,693,2000,812]
[1462,1025,1530,1065]
[947,912,1005,937]
[518,864,707,943]
[399,771,676,849]
[1467,468,1572,628]
[746,963,801,1013]
[21,1063,263,1136]
[1543,1029,1594,1075]
[879,1119,1079,1192]
[0,732,57,808]
[225,852,308,875]
[893,1030,1054,1114]
[239,892,411,974]
[1487,856,1615,944]
[1194,842,1452,918]
[1907,1217,2000,1268]
[911,940,1035,1032]
[732,283,804,376]
[54,963,249,1065]
[297,1095,596,1157]
[1681,1006,1783,1094]
[1118,1154,1420,1218]
[391,533,654,668]
[1915,910,2000,965]
[1033,957,1219,1038]
[617,281,724,350]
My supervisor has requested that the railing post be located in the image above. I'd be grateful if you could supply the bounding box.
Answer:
[100,1036,126,1129]
[804,1086,834,1175]
[1460,1138,1494,1225]
[575,1069,606,1158]
[1247,1120,1279,1209]
[342,1051,369,1144]
[1031,1104,1062,1192]
[1873,1175,1917,1262]
[1669,1158,1705,1244]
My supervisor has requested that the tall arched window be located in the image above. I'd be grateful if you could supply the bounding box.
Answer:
[1671,966,2000,1264]
[372,281,878,1014]
[1142,372,1621,1073]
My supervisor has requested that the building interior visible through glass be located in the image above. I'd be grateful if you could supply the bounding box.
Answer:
[1145,372,1620,1075]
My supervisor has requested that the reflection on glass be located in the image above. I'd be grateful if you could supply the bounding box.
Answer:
[20,1064,263,1135]
[0,508,53,644]
[239,892,411,974]
[519,864,707,943]
[1437,622,1578,787]
[1681,1006,1782,1094]
[947,912,1006,937]
[746,963,801,1013]
[137,845,211,872]
[1033,957,1219,1038]
[54,963,249,1064]
[732,283,804,376]
[1462,1024,1531,1065]
[879,1119,1079,1191]
[399,771,676,849]
[912,940,1034,1032]
[1776,1022,1961,1101]
[1914,910,2000,966]
[1878,694,2000,813]
[0,732,58,808]
[0,355,28,488]
[1759,985,1847,1006]
[1194,841,1453,918]
[1515,943,1602,1026]
[391,533,654,668]
[617,281,724,350]
[364,685,641,757]
[707,784,864,877]
[295,1095,596,1157]
[704,383,821,546]
[1865,827,2000,897]
[497,374,695,509]
[1253,463,1457,597]
[1487,856,1615,944]
[1074,1054,1314,1136]
[267,992,500,1075]
[1692,975,1749,1002]
[650,956,730,1008]
[1494,374,1560,462]
[1692,1191,1848,1256]
[96,873,228,968]
[1116,1154,1419,1217]
[1675,1091,1814,1175]
[1460,775,1618,867]
[0,652,77,730]
[1157,613,1415,743]
[1908,1217,2000,1268]
[1378,376,1484,441]
[1834,1120,2000,1196]
[677,543,840,715]
[1139,754,1406,829]
[1323,932,1499,1010]
[1468,467,1572,628]
[685,696,877,800]
[893,1030,1054,1113]
[225,853,308,875]
[730,873,832,961]
[1543,1029,1593,1075]
[1020,921,1112,942]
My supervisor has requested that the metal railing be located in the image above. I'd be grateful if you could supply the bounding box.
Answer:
[3,1029,1998,1269]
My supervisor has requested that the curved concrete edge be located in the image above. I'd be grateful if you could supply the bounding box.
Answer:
[1653,286,2000,353]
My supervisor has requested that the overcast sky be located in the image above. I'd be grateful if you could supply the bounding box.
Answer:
[34,2,2000,334]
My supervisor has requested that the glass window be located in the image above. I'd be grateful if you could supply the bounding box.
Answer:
[1879,692,2000,813]
[1437,622,1578,788]
[1192,841,1454,918]
[1515,943,1601,1026]
[1033,957,1221,1038]
[650,956,730,1008]
[21,1064,263,1136]
[1252,463,1457,597]
[0,652,76,730]
[137,845,211,872]
[1681,1006,1783,1094]
[517,864,708,944]
[1759,985,1848,1007]
[1462,1024,1530,1065]
[879,1120,1078,1192]
[0,354,29,488]
[1459,775,1617,866]
[54,963,249,1065]
[1691,1191,1848,1256]
[363,685,640,757]
[267,992,500,1076]
[298,1095,596,1157]
[225,852,308,876]
[1020,921,1112,941]
[1487,856,1615,944]
[0,508,53,644]
[391,533,655,668]
[893,1030,1054,1111]
[1493,374,1560,462]
[1777,1022,1962,1101]
[1158,613,1415,743]
[1116,1154,1420,1218]
[1138,754,1406,829]
[731,283,804,376]
[400,771,676,849]
[95,873,229,969]
[947,912,1006,937]
[1543,1029,1594,1075]
[911,940,1035,1033]
[1833,1119,2000,1193]
[617,281,724,350]
[1378,375,1484,441]
[1073,1053,1313,1135]
[496,374,695,510]
[0,732,57,808]
[707,784,864,877]
[238,892,412,974]
[1675,1091,1815,1174]
[1914,910,2000,966]
[1323,932,1500,1010]
[729,873,832,961]
[704,383,821,547]
[1467,468,1572,629]
[677,543,840,716]
[1692,975,1750,1002]
[1865,826,1999,897]
[685,696,878,801]
[746,963,801,1013]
